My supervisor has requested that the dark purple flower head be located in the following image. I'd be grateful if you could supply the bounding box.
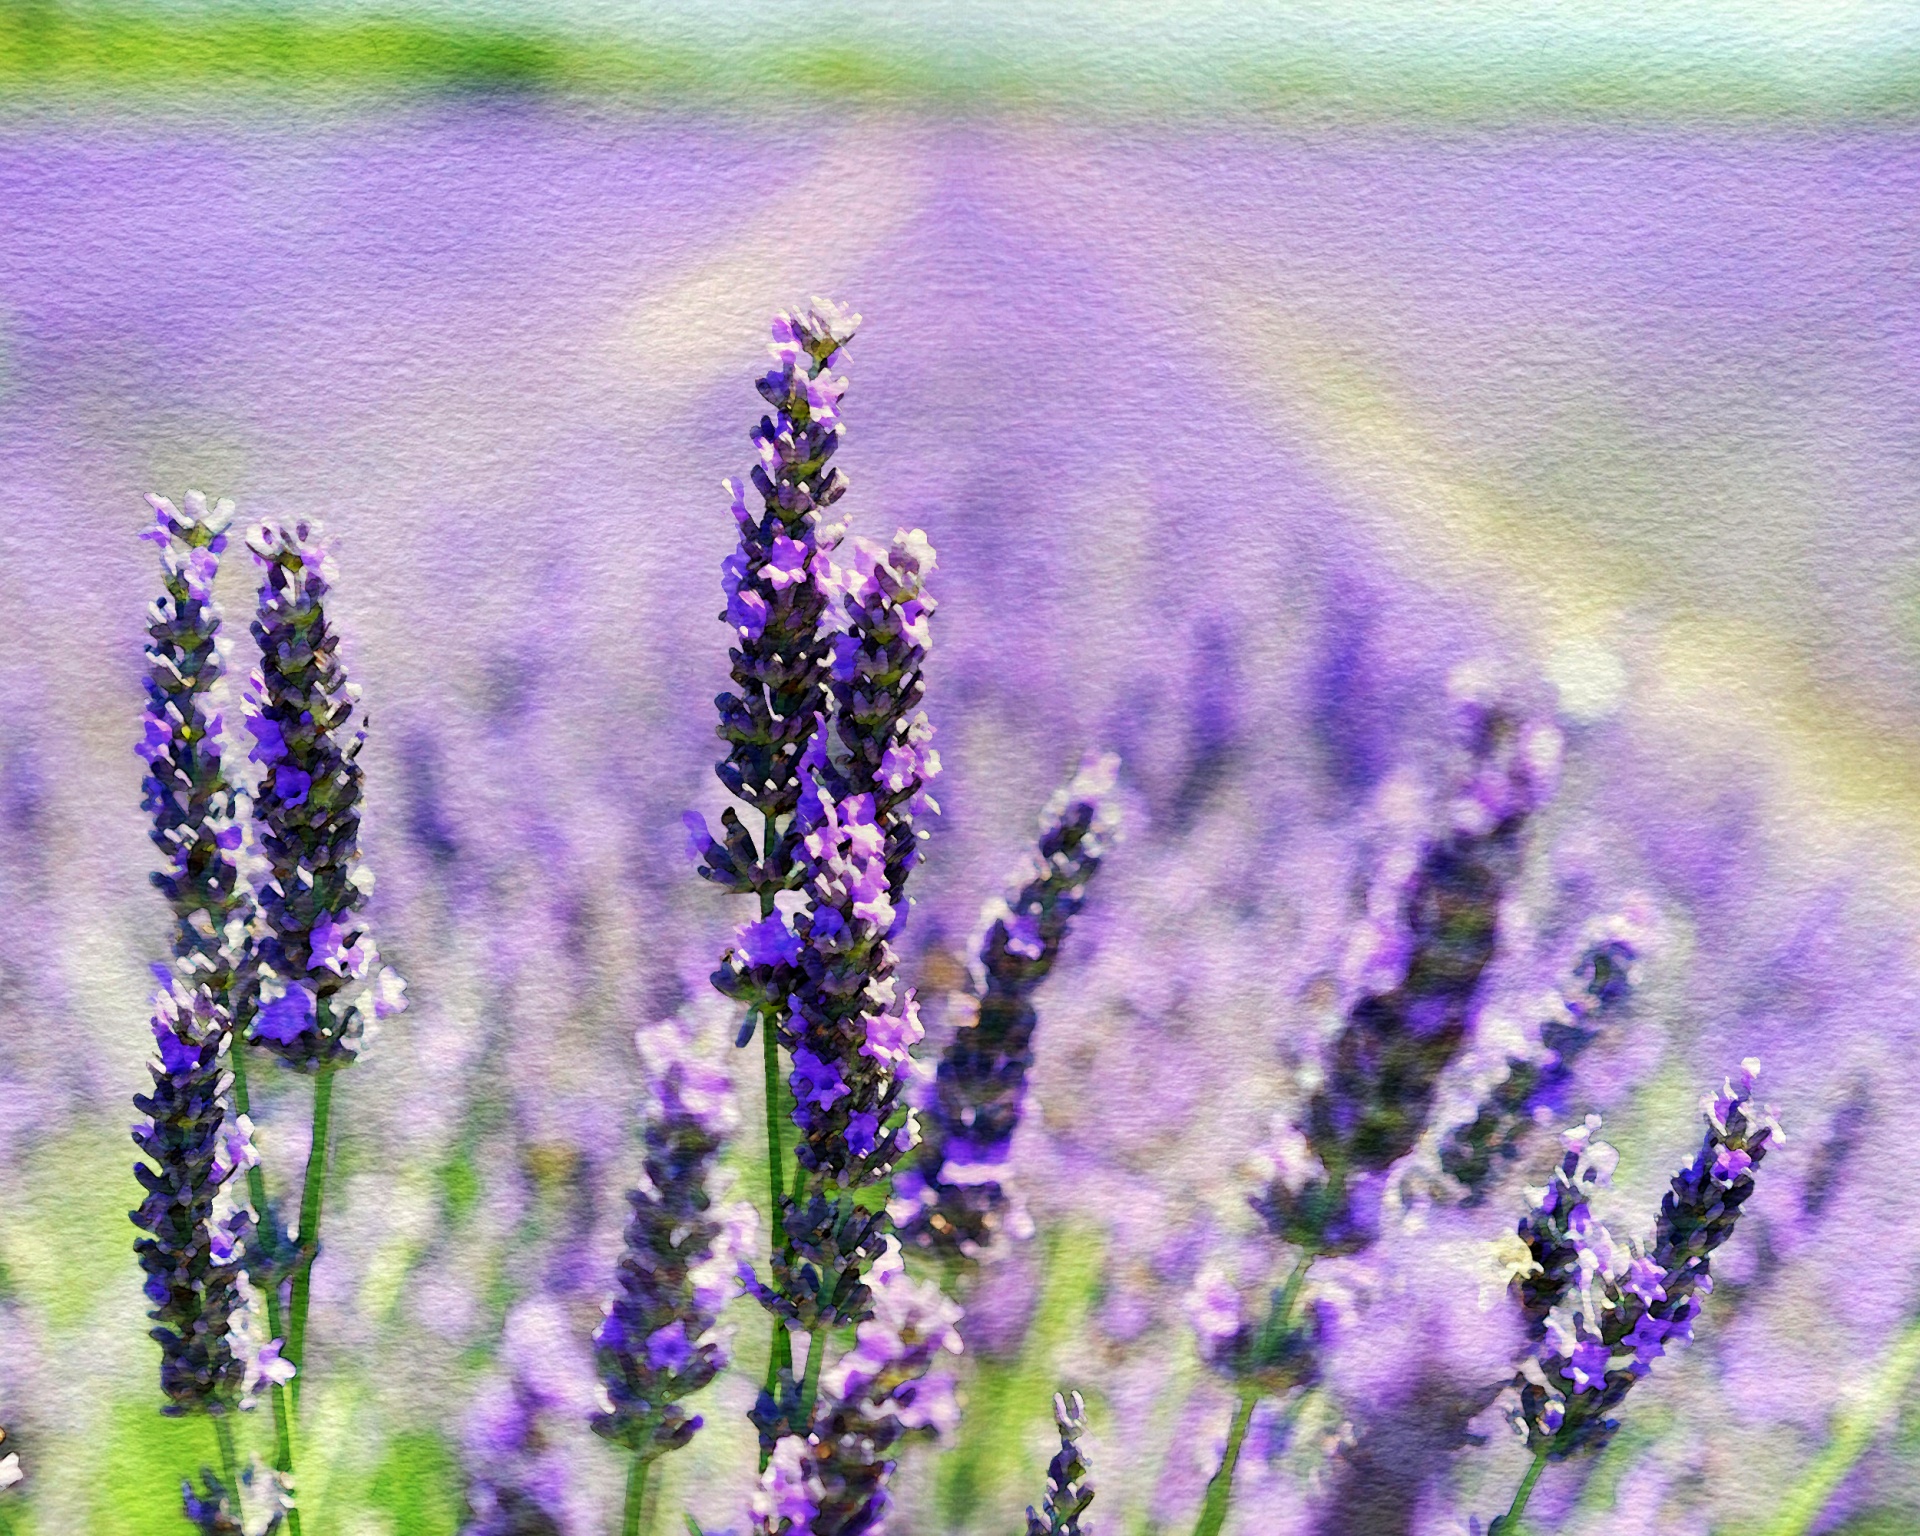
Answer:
[895,752,1121,1262]
[593,1007,755,1461]
[181,1460,289,1535]
[130,975,251,1415]
[1438,901,1654,1201]
[702,301,862,986]
[1025,1391,1095,1536]
[1506,1062,1779,1460]
[1257,678,1562,1256]
[243,514,404,1068]
[140,492,253,995]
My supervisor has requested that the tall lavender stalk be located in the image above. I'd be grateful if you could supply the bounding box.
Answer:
[593,1010,756,1534]
[690,299,863,1409]
[133,492,281,1509]
[894,754,1119,1263]
[1489,1062,1779,1533]
[1192,684,1561,1536]
[240,513,404,1526]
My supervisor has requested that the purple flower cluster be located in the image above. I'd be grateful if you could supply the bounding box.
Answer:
[1256,681,1563,1255]
[138,492,254,991]
[1506,1062,1779,1463]
[699,298,864,987]
[894,754,1120,1262]
[1437,906,1649,1200]
[752,1239,962,1536]
[593,1010,755,1460]
[462,1298,601,1536]
[1025,1391,1095,1536]
[130,975,251,1415]
[243,515,404,1067]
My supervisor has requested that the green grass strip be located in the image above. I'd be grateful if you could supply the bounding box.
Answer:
[1751,1312,1920,1536]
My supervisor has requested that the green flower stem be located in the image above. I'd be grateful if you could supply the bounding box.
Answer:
[756,813,797,1469]
[1490,1449,1549,1535]
[225,1041,299,1524]
[1190,1250,1316,1536]
[1193,1387,1259,1536]
[1756,1310,1920,1536]
[622,1455,652,1536]
[798,1321,829,1424]
[212,1413,241,1495]
[285,1059,340,1415]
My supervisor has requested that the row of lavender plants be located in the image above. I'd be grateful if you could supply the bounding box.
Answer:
[0,301,1840,1535]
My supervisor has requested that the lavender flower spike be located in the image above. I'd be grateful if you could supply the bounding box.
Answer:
[594,1009,757,1460]
[895,753,1121,1261]
[140,491,253,992]
[131,974,251,1415]
[752,1238,963,1536]
[1439,904,1650,1201]
[700,299,863,1039]
[1026,1391,1095,1536]
[751,546,940,1358]
[244,514,405,1069]
[1490,1064,1780,1533]
[1257,682,1562,1255]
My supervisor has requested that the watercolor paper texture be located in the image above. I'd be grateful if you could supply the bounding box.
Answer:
[1,3,1918,1534]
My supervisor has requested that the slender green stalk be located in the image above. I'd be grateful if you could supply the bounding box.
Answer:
[226,1043,298,1516]
[1490,1450,1549,1535]
[285,1060,339,1414]
[797,1321,828,1424]
[1189,1251,1316,1536]
[1757,1310,1920,1536]
[622,1455,652,1536]
[757,807,796,1467]
[212,1413,241,1494]
[1193,1388,1259,1536]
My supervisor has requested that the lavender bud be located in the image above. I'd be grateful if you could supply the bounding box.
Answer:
[1440,908,1649,1200]
[593,1011,756,1459]
[140,492,253,993]
[1258,685,1562,1255]
[243,516,404,1068]
[1508,1062,1779,1459]
[130,975,251,1415]
[896,754,1120,1262]
[1026,1391,1095,1536]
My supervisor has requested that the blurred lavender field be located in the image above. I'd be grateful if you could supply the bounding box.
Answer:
[3,98,1920,1534]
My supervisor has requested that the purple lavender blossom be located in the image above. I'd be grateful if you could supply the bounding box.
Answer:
[130,975,250,1414]
[1256,680,1562,1255]
[593,1010,755,1460]
[894,753,1120,1262]
[244,515,405,1067]
[1504,1062,1779,1470]
[697,300,863,1031]
[140,492,253,991]
[1438,906,1649,1200]
[1026,1391,1095,1536]
[751,1239,963,1536]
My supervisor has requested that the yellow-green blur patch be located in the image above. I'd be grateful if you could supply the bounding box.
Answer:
[2,3,1919,118]
[0,1124,142,1332]
[1750,1313,1920,1536]
[937,1223,1107,1532]
[363,1430,464,1536]
[96,1396,218,1536]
